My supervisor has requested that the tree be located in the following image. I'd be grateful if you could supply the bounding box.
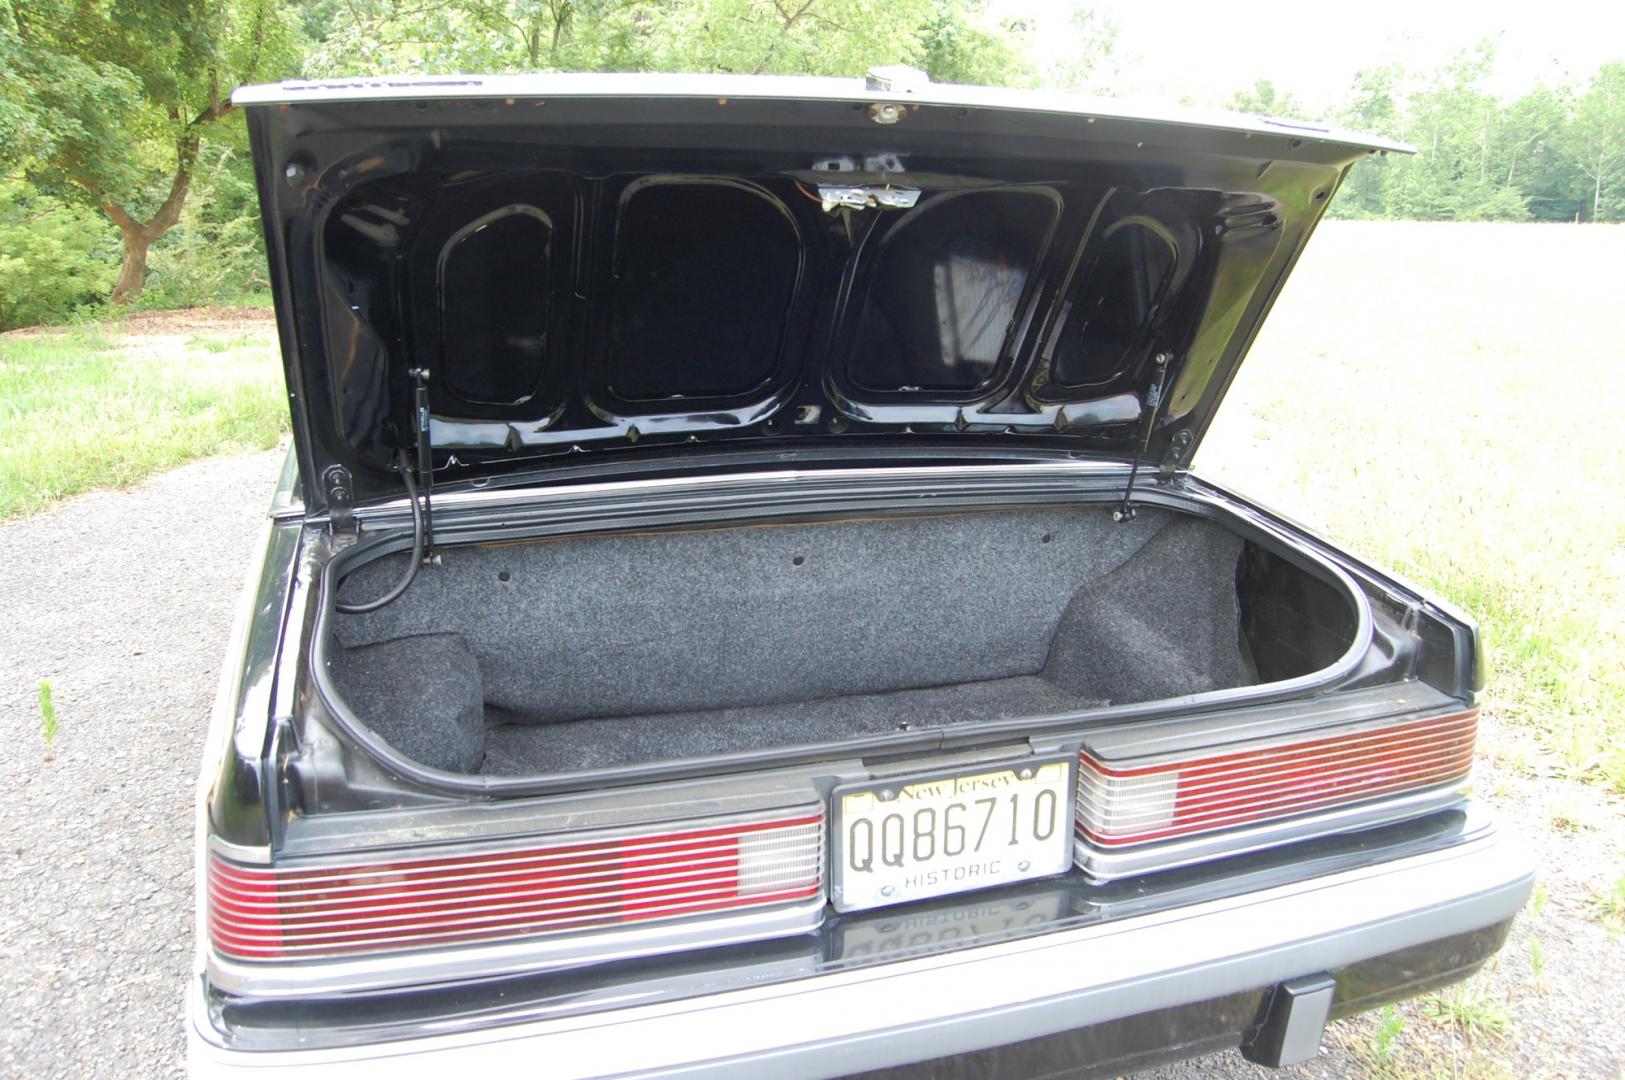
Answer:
[1226,77,1305,120]
[1028,7,1117,94]
[2,0,299,303]
[1563,62,1625,221]
[1503,84,1585,221]
[1383,43,1528,222]
[918,0,1031,87]
[1329,65,1404,219]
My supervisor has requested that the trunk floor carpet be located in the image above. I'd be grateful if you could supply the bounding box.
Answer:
[480,675,1104,775]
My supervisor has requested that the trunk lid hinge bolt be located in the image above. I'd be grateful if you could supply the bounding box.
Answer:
[322,465,357,545]
[1159,429,1194,482]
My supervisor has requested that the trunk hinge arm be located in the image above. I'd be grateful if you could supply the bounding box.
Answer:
[1114,352,1171,523]
[321,465,358,545]
[407,367,435,560]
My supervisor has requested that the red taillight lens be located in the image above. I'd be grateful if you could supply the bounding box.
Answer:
[209,810,823,960]
[1077,709,1477,848]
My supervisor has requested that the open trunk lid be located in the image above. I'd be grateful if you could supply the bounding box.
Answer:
[233,72,1405,511]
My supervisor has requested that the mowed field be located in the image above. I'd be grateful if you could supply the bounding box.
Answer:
[0,222,1621,1076]
[1189,220,1625,1078]
[1203,221,1624,793]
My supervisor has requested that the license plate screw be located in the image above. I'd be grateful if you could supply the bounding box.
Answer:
[879,789,896,801]
[1019,767,1034,780]
[880,885,896,898]
[1018,860,1031,872]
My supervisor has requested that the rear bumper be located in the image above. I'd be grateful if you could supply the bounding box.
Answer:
[189,818,1532,1078]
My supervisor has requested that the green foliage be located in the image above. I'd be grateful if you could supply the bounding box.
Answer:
[3,1,1623,324]
[1384,46,1530,221]
[918,0,1031,87]
[0,179,120,329]
[1227,78,1304,119]
[1564,62,1625,221]
[136,143,272,310]
[1,0,302,304]
[1239,43,1625,224]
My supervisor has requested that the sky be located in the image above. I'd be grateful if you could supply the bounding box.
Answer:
[993,0,1625,111]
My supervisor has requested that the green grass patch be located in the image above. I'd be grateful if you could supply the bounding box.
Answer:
[0,324,288,518]
[1419,985,1512,1042]
[39,679,59,749]
[1592,876,1625,933]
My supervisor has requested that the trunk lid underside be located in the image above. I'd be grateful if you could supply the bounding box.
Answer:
[237,73,1400,509]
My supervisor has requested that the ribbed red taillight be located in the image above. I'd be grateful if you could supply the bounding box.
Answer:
[209,810,823,960]
[1076,709,1478,848]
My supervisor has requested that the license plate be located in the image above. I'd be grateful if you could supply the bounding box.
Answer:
[830,756,1075,912]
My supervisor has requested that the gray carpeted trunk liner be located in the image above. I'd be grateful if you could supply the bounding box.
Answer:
[481,676,1103,775]
[328,506,1254,776]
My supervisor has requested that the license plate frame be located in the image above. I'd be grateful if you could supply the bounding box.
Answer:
[830,754,1076,913]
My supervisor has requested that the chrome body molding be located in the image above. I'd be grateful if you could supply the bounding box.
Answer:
[188,818,1530,1076]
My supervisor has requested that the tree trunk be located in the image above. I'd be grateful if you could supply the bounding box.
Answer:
[100,133,199,305]
[111,225,155,306]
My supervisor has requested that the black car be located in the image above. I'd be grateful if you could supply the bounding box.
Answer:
[190,69,1532,1078]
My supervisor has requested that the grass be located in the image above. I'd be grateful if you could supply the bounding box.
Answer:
[1371,1004,1406,1063]
[1201,220,1625,793]
[186,331,263,353]
[0,320,287,519]
[1418,984,1513,1042]
[38,679,58,750]
[1592,876,1625,933]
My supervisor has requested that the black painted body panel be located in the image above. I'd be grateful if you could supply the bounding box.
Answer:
[241,79,1380,508]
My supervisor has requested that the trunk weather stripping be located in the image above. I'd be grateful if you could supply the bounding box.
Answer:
[1114,352,1171,523]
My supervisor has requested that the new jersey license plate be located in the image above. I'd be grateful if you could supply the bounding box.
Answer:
[830,756,1075,912]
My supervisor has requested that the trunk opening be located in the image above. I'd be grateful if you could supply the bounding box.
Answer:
[323,505,1359,778]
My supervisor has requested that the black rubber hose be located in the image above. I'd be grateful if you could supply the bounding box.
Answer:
[334,454,424,614]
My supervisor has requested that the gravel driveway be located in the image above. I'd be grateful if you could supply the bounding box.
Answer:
[0,450,281,1078]
[1,449,1620,1077]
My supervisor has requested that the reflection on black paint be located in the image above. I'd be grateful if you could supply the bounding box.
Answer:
[437,205,553,406]
[849,190,1057,392]
[1050,223,1177,387]
[608,180,800,401]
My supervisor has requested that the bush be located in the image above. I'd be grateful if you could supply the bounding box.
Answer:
[0,179,119,330]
